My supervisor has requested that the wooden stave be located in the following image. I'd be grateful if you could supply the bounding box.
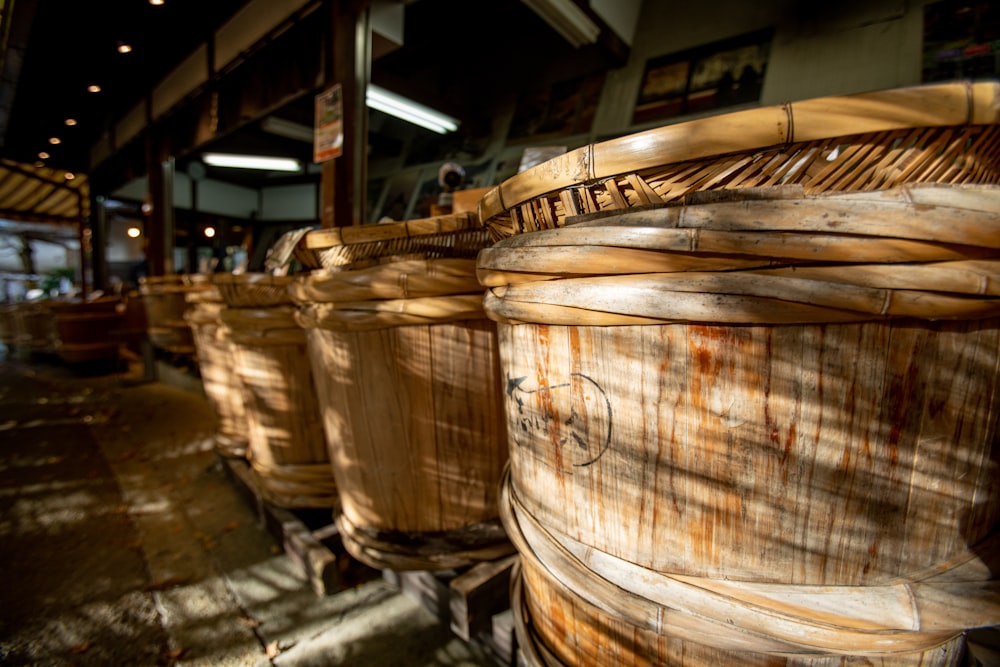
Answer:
[220,305,335,510]
[184,300,249,457]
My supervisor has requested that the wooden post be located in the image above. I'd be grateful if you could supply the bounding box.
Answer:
[321,0,371,228]
[144,123,176,277]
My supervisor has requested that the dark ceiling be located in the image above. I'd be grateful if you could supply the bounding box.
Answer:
[0,0,629,196]
[0,0,250,174]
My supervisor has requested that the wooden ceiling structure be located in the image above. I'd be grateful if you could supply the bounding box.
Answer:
[0,0,630,287]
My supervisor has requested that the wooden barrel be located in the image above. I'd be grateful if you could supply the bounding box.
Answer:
[12,300,57,354]
[138,274,214,357]
[215,274,337,510]
[290,213,513,571]
[49,297,124,365]
[0,303,17,349]
[477,81,1000,665]
[184,285,248,459]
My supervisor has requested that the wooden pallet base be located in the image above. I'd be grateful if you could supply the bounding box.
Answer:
[220,453,519,662]
[217,455,378,596]
[383,556,519,667]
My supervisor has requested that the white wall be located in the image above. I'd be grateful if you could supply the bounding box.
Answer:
[0,238,78,275]
[114,173,320,222]
[105,217,144,263]
[260,183,319,221]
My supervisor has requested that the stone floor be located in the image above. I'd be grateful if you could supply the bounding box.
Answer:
[0,349,500,667]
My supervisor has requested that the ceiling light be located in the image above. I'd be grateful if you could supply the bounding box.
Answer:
[64,118,77,126]
[117,42,133,54]
[64,173,75,180]
[34,160,45,168]
[202,153,302,171]
[149,0,164,5]
[521,0,600,48]
[204,227,216,238]
[261,116,314,143]
[127,227,141,238]
[366,84,459,134]
[38,151,49,159]
[49,137,61,145]
[87,84,101,93]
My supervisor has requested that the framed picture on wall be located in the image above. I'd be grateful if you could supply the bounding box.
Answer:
[633,29,772,125]
[508,72,606,143]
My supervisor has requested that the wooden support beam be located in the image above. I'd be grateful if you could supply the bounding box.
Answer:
[449,555,518,642]
[321,0,370,228]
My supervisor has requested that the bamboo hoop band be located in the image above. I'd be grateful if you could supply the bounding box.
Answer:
[295,294,487,331]
[296,212,493,270]
[335,511,515,571]
[249,458,339,509]
[214,433,248,459]
[288,258,483,302]
[479,82,1000,240]
[138,275,214,300]
[500,468,981,656]
[479,185,1000,325]
[184,286,223,305]
[212,273,296,307]
[219,306,307,344]
[183,300,226,325]
[509,560,567,667]
[477,184,1000,286]
[484,270,1000,325]
[510,562,966,667]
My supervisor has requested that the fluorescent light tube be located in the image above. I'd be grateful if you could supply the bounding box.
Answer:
[261,116,314,143]
[366,84,459,134]
[521,0,600,48]
[202,153,302,171]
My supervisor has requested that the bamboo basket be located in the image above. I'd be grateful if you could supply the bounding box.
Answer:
[293,211,492,270]
[478,80,1000,241]
[138,274,214,356]
[479,110,1000,663]
[291,219,512,571]
[211,273,296,307]
[184,286,248,459]
[219,303,337,509]
[49,297,124,365]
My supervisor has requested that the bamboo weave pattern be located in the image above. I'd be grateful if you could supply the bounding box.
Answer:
[480,82,1000,241]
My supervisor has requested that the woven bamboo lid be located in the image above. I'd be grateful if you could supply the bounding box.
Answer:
[212,273,295,308]
[295,211,493,270]
[478,80,1000,240]
[138,273,214,294]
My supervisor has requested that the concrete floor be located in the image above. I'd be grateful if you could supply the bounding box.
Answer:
[0,350,500,667]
